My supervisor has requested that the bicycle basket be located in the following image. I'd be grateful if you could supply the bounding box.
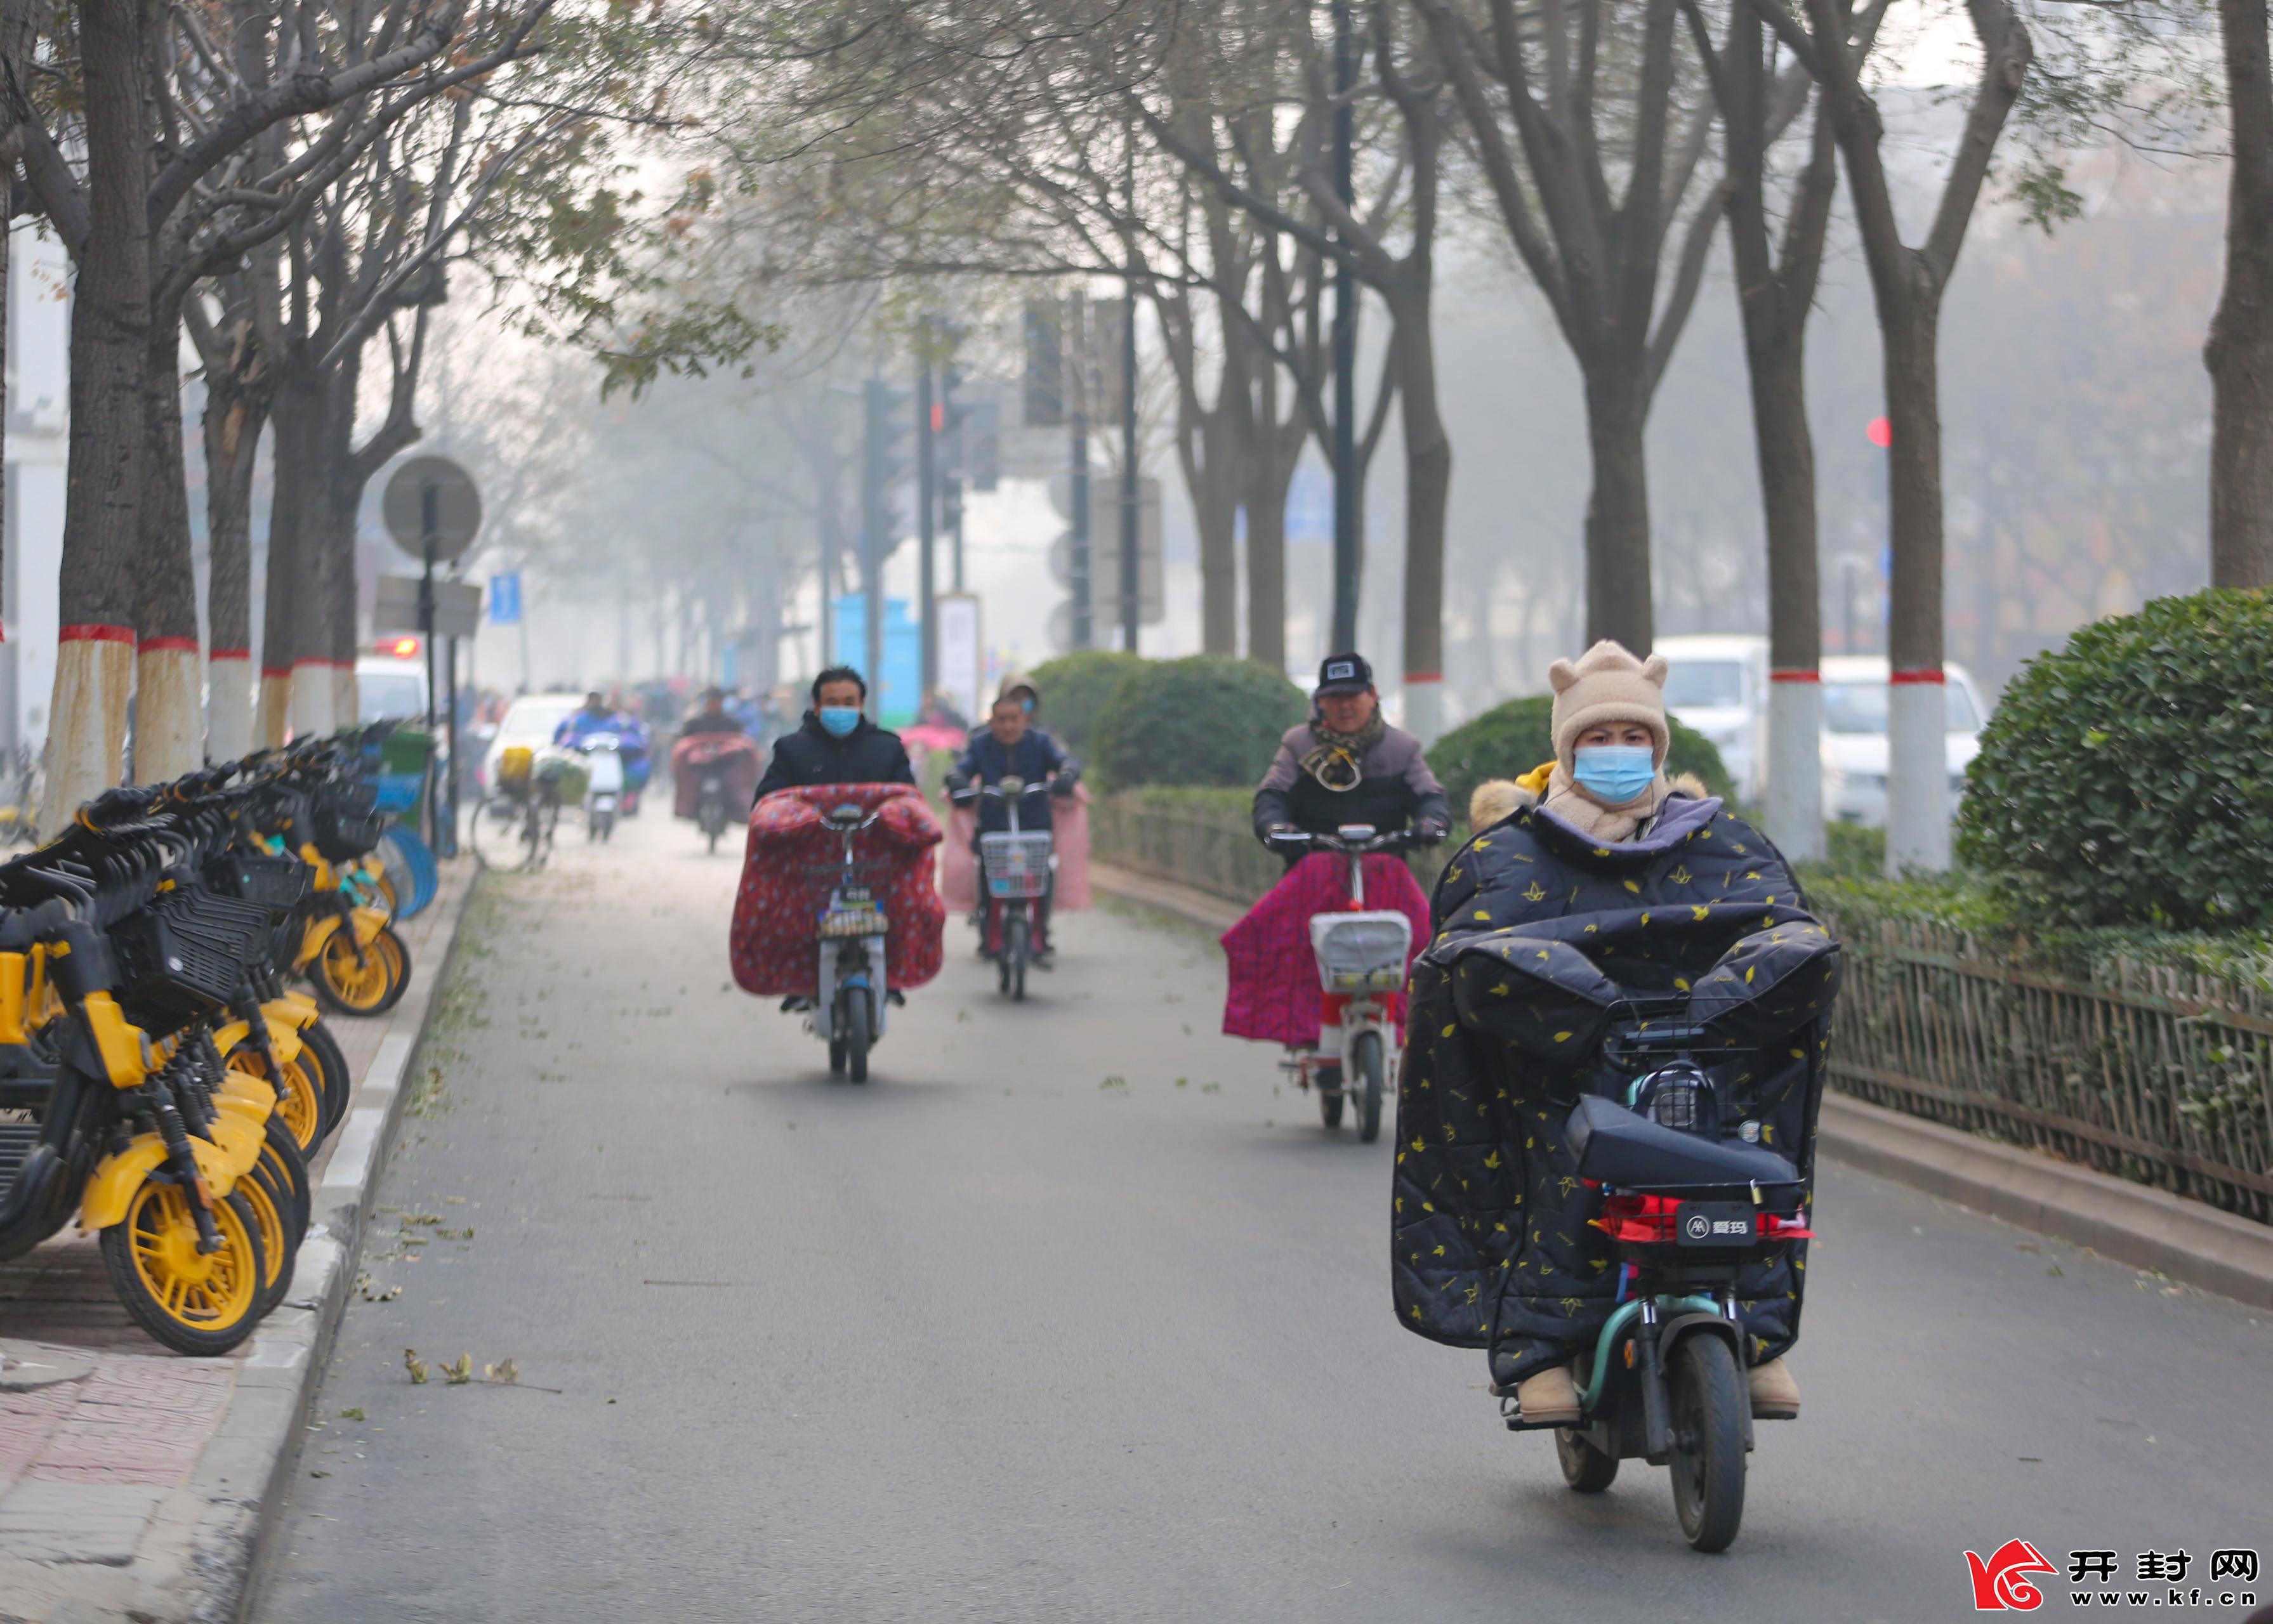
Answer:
[1308,910,1412,993]
[202,851,310,916]
[979,832,1053,900]
[307,782,386,861]
[110,885,277,1033]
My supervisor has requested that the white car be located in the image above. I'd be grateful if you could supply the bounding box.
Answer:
[1656,634,1767,801]
[481,693,587,793]
[1819,656,1988,825]
[355,649,430,726]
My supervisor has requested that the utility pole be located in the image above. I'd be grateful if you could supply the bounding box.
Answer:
[1120,273,1140,653]
[1330,0,1361,655]
[1069,298,1093,650]
[916,333,938,694]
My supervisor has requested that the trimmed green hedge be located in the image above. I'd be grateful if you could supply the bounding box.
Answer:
[1956,588,2273,931]
[1091,655,1307,790]
[1429,693,1734,818]
[1024,651,1149,762]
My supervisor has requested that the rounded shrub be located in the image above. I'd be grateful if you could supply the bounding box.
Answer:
[1023,651,1147,761]
[1956,588,2273,930]
[1430,693,1734,819]
[1091,655,1307,789]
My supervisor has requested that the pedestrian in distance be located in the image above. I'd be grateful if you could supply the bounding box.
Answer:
[753,667,916,799]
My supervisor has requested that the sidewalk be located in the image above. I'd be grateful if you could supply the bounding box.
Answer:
[0,857,478,1624]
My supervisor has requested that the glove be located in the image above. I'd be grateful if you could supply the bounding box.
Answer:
[1413,818,1450,846]
[1263,823,1303,848]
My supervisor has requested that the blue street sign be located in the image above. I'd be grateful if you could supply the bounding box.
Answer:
[488,572,522,625]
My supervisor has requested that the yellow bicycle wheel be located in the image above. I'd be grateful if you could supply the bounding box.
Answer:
[235,1165,293,1312]
[315,925,409,1016]
[230,1048,322,1151]
[100,1182,267,1356]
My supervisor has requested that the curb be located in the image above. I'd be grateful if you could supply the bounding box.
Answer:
[1088,861,2273,1310]
[147,870,480,1624]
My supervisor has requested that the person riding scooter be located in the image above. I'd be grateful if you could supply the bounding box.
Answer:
[555,690,652,813]
[678,687,748,737]
[1253,653,1451,858]
[754,667,916,799]
[1394,639,1817,1429]
[946,695,1079,964]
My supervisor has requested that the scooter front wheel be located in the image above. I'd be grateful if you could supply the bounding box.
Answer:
[1668,1334,1746,1552]
[1352,1030,1385,1143]
[1556,1426,1619,1493]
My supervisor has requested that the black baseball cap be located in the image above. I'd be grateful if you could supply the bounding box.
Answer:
[1315,653,1373,695]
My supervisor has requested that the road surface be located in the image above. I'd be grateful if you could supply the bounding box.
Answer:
[253,810,2273,1623]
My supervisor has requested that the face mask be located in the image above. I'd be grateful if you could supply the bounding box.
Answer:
[1020,697,1035,715]
[1572,744,1656,805]
[817,706,860,738]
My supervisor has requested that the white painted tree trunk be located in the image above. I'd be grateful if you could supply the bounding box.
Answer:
[288,660,334,741]
[1885,676,1951,874]
[1765,676,1825,863]
[331,665,357,732]
[132,641,201,781]
[39,631,134,832]
[1403,674,1446,746]
[258,669,291,748]
[207,653,253,763]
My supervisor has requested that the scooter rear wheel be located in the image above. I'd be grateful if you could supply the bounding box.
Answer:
[841,991,871,1083]
[1317,1066,1344,1129]
[1352,1031,1385,1143]
[1555,1426,1619,1493]
[1668,1333,1746,1552]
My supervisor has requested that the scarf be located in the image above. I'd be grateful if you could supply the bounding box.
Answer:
[1299,710,1388,792]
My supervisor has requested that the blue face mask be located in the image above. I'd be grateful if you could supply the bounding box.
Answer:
[1572,744,1656,805]
[817,706,860,738]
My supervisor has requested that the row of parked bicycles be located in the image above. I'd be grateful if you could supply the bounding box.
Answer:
[0,726,430,1354]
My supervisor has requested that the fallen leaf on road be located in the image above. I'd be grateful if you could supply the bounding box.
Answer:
[485,1359,519,1385]
[404,1350,430,1384]
[442,1353,475,1385]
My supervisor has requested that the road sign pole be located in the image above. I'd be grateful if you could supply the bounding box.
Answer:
[443,633,460,858]
[1121,277,1140,655]
[917,346,937,694]
[420,488,438,732]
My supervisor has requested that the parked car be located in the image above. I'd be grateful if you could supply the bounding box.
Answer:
[1819,656,1988,826]
[480,693,587,796]
[356,643,429,725]
[1656,634,1767,801]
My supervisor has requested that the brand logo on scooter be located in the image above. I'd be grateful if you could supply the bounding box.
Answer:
[1682,1211,1713,1242]
[1965,1538,2057,1610]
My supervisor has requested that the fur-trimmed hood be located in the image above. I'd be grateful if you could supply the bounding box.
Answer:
[1469,763,1710,836]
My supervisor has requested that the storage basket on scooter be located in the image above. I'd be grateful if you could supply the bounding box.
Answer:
[978,832,1053,900]
[1308,910,1413,993]
[202,851,310,917]
[308,780,385,861]
[109,884,277,1033]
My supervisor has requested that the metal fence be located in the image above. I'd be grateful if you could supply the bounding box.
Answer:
[1826,917,2273,1224]
[1090,790,2273,1226]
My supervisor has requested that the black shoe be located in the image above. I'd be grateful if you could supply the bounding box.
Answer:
[1031,948,1055,970]
[780,995,814,1013]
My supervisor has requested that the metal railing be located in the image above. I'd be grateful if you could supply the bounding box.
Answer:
[1825,917,2273,1224]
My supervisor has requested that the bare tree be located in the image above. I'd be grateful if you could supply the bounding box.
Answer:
[2208,0,2273,587]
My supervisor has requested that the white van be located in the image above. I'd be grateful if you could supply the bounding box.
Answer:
[1655,635,1767,801]
[1819,656,1989,825]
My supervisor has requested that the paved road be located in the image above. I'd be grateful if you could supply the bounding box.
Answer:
[254,811,2273,1623]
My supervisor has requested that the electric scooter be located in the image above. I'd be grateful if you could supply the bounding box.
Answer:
[972,777,1055,1001]
[803,801,895,1082]
[1264,823,1413,1142]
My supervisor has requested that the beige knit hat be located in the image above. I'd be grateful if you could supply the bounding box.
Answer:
[1548,640,1670,768]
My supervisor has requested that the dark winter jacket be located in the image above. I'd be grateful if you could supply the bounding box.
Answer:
[1252,721,1449,852]
[1393,784,1840,1385]
[946,730,1078,834]
[754,713,916,801]
[678,710,748,738]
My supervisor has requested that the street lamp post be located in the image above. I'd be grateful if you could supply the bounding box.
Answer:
[1329,0,1360,655]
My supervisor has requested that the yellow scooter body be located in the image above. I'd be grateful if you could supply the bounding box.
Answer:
[213,1014,306,1066]
[80,1134,237,1230]
[293,905,388,974]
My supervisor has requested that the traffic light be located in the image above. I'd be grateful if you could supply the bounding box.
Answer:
[936,364,1001,494]
[861,377,911,560]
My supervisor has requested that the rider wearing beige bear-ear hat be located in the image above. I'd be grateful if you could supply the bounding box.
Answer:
[1467,639,1712,845]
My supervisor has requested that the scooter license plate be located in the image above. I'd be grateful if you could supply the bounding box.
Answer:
[1673,1202,1756,1247]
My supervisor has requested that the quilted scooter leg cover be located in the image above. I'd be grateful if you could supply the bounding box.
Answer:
[1220,852,1428,1047]
[729,785,945,998]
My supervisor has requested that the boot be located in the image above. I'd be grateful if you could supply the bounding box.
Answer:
[1748,1356,1800,1419]
[1514,1363,1581,1425]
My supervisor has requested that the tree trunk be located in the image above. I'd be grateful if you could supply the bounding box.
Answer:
[260,343,318,745]
[39,0,149,831]
[2208,0,2273,587]
[1245,362,1287,669]
[1880,285,1951,873]
[1194,440,1241,656]
[1581,368,1654,657]
[1391,277,1451,741]
[134,288,201,780]
[202,318,269,763]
